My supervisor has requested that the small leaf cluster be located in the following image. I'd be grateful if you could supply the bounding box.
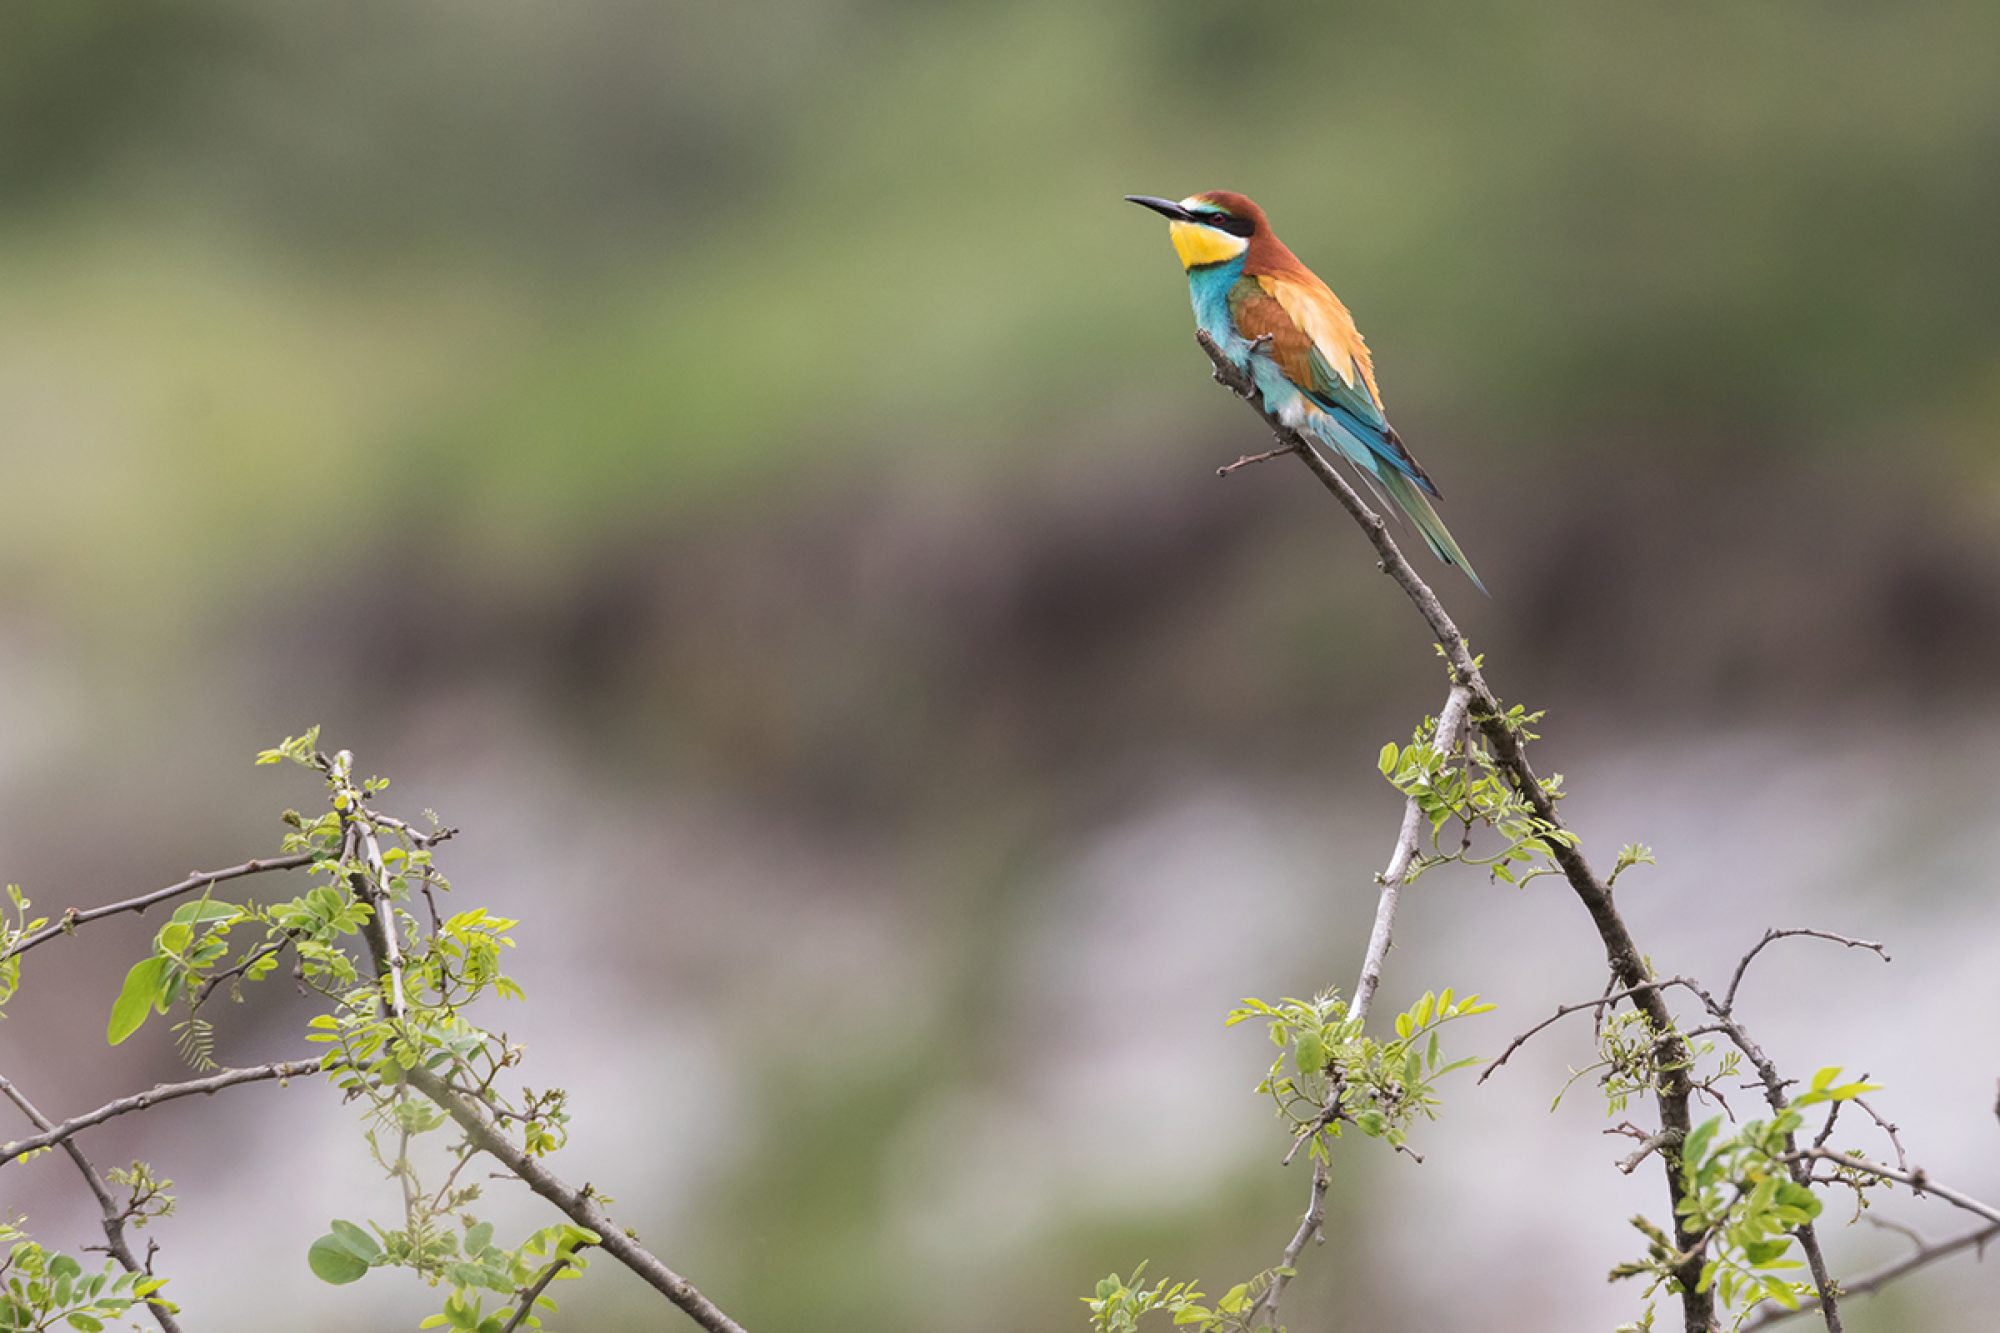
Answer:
[0,1224,171,1332]
[1083,1264,1285,1333]
[0,886,46,1013]
[1551,1006,1730,1117]
[1615,1067,1881,1329]
[310,1216,595,1332]
[71,730,592,1328]
[1377,705,1578,887]
[1226,988,1492,1158]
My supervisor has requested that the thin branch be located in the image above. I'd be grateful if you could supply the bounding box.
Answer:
[1674,971,1846,1330]
[1479,980,1685,1084]
[1353,684,1472,1023]
[1216,443,1300,476]
[1,853,316,961]
[406,1067,748,1333]
[1852,1097,1909,1173]
[344,861,748,1333]
[499,1251,586,1333]
[1195,328,1717,1331]
[1742,1222,2000,1330]
[1251,683,1470,1329]
[1787,1148,2000,1228]
[1723,929,1890,1015]
[0,1073,183,1333]
[1610,1126,1678,1176]
[0,1060,324,1163]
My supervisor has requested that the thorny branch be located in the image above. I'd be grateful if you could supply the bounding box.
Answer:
[0,1073,183,1333]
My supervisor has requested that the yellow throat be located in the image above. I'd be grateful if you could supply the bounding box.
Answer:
[1169,220,1248,269]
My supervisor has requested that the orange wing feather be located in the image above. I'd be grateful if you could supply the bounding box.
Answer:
[1256,271,1383,412]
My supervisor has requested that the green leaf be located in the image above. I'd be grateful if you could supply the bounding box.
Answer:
[108,958,166,1045]
[308,1235,371,1285]
[1378,743,1399,777]
[328,1220,381,1262]
[1293,1031,1326,1074]
[168,901,242,926]
[1682,1116,1721,1172]
[464,1222,493,1257]
[66,1315,103,1333]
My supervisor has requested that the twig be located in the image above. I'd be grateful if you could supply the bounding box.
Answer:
[0,1060,324,1163]
[1853,1097,1908,1173]
[1195,328,1717,1331]
[1611,1127,1678,1176]
[1741,1222,2000,1329]
[499,1251,586,1333]
[1786,1149,2000,1228]
[0,1074,183,1333]
[1723,929,1890,1015]
[1,854,316,961]
[1216,444,1299,476]
[193,940,287,1006]
[1479,980,1686,1084]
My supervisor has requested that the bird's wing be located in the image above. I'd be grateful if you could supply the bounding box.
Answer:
[1230,272,1439,496]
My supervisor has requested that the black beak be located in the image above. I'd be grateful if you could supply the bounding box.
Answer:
[1125,194,1196,223]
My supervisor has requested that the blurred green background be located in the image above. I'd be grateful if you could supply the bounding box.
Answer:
[2,2,1996,1329]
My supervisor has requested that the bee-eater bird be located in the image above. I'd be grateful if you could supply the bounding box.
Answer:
[1126,190,1483,590]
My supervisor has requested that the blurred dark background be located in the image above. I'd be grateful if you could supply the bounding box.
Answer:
[2,2,1996,1329]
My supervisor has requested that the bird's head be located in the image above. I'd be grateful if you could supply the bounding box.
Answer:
[1124,191,1266,269]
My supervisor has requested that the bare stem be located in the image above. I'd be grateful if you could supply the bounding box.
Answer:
[0,1060,324,1163]
[2,853,316,962]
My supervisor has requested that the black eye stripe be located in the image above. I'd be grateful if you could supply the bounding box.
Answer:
[1199,211,1255,238]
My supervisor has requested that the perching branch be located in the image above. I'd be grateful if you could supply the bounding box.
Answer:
[0,1060,325,1163]
[0,1073,183,1333]
[1195,328,1720,1332]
